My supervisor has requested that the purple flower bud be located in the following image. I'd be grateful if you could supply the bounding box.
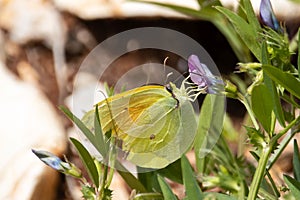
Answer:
[259,0,281,32]
[32,149,67,171]
[188,55,224,94]
[32,149,82,178]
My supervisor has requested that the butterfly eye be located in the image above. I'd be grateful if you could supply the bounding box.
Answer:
[165,84,173,93]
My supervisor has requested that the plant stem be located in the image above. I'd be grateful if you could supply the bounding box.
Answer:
[238,93,260,130]
[247,146,272,200]
[267,116,300,169]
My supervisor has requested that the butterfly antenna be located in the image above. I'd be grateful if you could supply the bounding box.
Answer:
[163,57,169,85]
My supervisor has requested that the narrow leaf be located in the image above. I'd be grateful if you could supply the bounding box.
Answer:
[242,0,261,31]
[158,159,183,184]
[262,42,285,127]
[60,106,98,151]
[195,94,224,173]
[216,6,261,61]
[284,175,300,198]
[263,65,300,99]
[298,28,300,78]
[293,140,300,181]
[251,84,274,132]
[115,162,147,193]
[70,137,99,188]
[131,193,163,200]
[137,168,160,192]
[203,192,237,199]
[157,175,177,200]
[94,106,107,157]
[181,155,202,199]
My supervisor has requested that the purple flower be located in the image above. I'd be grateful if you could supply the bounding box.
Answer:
[260,0,281,32]
[188,55,224,94]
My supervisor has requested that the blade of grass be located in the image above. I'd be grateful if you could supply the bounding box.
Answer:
[242,0,260,31]
[216,6,261,61]
[284,175,300,199]
[60,106,99,153]
[157,159,182,184]
[70,137,99,188]
[251,84,274,133]
[115,161,147,193]
[298,28,300,78]
[94,106,107,158]
[262,41,285,127]
[293,140,300,181]
[157,175,177,200]
[263,65,300,99]
[181,155,203,199]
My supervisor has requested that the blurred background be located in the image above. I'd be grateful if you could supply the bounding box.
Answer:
[1,0,300,199]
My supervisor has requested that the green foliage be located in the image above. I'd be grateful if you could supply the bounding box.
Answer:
[181,155,203,199]
[284,175,300,199]
[81,185,97,200]
[215,5,261,61]
[263,65,300,99]
[70,137,100,188]
[157,175,177,200]
[251,84,274,133]
[245,127,266,153]
[293,140,300,182]
[194,94,224,174]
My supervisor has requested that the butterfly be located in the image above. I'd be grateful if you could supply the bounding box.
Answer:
[82,80,205,169]
[188,54,224,94]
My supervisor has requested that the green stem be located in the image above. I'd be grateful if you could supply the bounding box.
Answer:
[238,93,260,130]
[106,141,116,187]
[99,163,108,199]
[247,146,272,200]
[248,116,300,199]
[267,116,300,169]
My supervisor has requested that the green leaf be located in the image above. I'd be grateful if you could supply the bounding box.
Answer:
[251,84,274,133]
[137,168,160,192]
[81,185,96,200]
[70,137,99,188]
[215,6,261,61]
[131,193,163,200]
[194,94,224,173]
[60,106,99,153]
[157,175,177,200]
[261,41,285,127]
[298,29,300,78]
[263,65,300,99]
[115,162,147,193]
[181,155,203,199]
[264,75,285,127]
[203,192,237,199]
[158,159,183,184]
[242,0,260,31]
[94,106,108,158]
[284,175,300,199]
[293,140,300,181]
[245,127,265,152]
